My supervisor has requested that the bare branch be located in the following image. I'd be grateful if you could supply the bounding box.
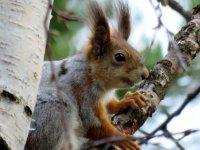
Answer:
[53,9,80,22]
[158,0,192,22]
[138,129,199,146]
[163,129,184,150]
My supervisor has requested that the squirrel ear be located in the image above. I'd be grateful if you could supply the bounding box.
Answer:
[116,0,131,40]
[88,0,110,54]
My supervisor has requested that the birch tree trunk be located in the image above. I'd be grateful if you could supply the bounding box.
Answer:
[0,0,52,149]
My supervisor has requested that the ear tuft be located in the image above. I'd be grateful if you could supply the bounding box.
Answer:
[115,0,131,40]
[88,0,110,46]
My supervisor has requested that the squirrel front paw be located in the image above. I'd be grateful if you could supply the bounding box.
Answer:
[121,91,147,109]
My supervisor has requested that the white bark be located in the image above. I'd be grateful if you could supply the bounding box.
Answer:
[0,0,52,149]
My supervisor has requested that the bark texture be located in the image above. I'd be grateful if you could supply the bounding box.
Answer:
[112,5,200,134]
[0,0,52,149]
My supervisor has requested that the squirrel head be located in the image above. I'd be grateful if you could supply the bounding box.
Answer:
[86,0,149,90]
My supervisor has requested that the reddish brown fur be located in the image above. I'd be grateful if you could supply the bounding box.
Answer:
[85,69,93,88]
[87,101,142,150]
[106,98,127,114]
[106,92,147,115]
[72,83,83,110]
[86,101,119,139]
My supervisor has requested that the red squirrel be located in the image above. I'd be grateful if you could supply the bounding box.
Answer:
[25,0,149,150]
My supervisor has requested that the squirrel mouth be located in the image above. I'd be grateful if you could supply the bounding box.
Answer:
[121,78,134,87]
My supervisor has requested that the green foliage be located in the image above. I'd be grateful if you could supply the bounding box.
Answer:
[117,87,137,100]
[53,0,67,9]
[191,0,200,8]
[47,0,83,60]
[48,20,82,60]
[143,45,163,70]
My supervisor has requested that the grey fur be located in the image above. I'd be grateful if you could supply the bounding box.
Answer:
[24,53,104,150]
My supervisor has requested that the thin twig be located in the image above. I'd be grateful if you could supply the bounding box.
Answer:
[51,5,79,30]
[53,8,80,22]
[139,86,200,144]
[158,0,192,22]
[44,0,71,149]
[164,129,184,150]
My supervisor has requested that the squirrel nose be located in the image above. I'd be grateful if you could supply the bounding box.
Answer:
[141,73,146,80]
[141,67,149,80]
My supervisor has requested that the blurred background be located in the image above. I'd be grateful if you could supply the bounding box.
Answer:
[47,0,200,149]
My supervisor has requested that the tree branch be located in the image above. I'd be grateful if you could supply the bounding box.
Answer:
[158,0,192,22]
[111,5,200,135]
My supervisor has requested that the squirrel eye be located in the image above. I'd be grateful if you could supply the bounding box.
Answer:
[114,53,126,62]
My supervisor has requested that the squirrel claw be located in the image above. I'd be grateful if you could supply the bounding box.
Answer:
[123,91,148,109]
